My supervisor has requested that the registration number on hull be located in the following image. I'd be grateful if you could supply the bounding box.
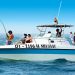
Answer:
[15,44,56,49]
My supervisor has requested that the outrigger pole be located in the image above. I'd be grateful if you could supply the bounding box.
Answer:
[57,0,62,20]
[54,0,62,24]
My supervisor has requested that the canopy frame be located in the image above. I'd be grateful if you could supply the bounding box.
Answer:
[36,24,73,37]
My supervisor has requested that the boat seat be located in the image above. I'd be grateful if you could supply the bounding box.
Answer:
[43,33,51,38]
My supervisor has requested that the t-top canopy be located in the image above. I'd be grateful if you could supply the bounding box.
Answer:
[37,24,73,28]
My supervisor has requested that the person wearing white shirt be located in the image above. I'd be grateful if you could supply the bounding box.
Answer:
[70,32,73,44]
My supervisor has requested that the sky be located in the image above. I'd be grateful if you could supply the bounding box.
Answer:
[0,0,75,34]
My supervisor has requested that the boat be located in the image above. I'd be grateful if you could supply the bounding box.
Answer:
[0,23,75,49]
[0,22,74,61]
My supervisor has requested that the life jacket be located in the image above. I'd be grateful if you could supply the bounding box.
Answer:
[8,34,14,41]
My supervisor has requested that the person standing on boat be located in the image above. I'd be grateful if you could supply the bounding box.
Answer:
[56,28,59,37]
[54,17,58,25]
[59,26,62,37]
[70,32,73,44]
[6,30,14,45]
[73,32,75,45]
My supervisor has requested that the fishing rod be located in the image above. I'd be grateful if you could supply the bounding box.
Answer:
[0,19,8,39]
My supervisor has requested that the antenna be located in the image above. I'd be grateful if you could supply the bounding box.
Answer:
[57,0,62,20]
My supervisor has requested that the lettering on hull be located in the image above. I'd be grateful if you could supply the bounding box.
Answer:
[15,44,56,49]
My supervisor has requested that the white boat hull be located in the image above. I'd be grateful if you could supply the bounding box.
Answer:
[0,44,75,49]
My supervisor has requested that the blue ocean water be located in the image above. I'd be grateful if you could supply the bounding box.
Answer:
[0,58,75,75]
